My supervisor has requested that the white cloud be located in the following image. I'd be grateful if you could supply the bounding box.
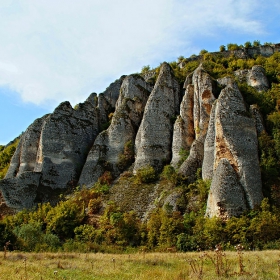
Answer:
[0,0,276,108]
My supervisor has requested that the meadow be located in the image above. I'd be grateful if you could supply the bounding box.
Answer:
[0,250,280,280]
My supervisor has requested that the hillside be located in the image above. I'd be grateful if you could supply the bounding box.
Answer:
[0,42,280,252]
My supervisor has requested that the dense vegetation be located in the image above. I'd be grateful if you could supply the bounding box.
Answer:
[1,42,280,253]
[0,138,19,179]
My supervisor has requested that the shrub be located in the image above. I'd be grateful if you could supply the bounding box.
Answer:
[135,165,157,184]
[117,140,134,171]
[13,222,43,251]
[46,200,84,239]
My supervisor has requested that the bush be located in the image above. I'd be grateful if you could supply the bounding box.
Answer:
[135,165,157,184]
[117,140,134,171]
[13,222,43,251]
[46,200,84,239]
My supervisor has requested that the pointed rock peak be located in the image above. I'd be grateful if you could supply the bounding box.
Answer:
[183,72,193,89]
[86,92,98,106]
[53,101,73,115]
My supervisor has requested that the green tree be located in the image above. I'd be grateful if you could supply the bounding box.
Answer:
[46,200,84,239]
[219,45,226,52]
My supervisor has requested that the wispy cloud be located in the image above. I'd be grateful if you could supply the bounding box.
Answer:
[0,0,278,107]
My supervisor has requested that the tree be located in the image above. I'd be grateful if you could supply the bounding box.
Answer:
[219,45,226,52]
[199,49,208,55]
[141,65,150,74]
[244,41,252,48]
[253,40,261,47]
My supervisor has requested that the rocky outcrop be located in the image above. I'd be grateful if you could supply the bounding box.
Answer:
[250,104,265,135]
[5,115,48,178]
[134,62,180,173]
[171,84,195,168]
[1,95,100,208]
[0,56,269,217]
[234,65,269,92]
[203,78,263,217]
[78,75,153,187]
[205,158,247,219]
[98,75,126,127]
[178,65,216,180]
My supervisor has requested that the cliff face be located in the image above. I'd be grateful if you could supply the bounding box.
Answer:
[0,61,267,218]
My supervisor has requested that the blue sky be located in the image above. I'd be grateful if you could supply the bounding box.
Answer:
[0,0,280,145]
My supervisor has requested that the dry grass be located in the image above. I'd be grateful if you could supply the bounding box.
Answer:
[0,250,279,279]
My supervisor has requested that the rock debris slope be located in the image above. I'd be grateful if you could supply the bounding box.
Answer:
[0,62,266,218]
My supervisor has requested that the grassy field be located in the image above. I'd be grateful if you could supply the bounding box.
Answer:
[0,250,279,279]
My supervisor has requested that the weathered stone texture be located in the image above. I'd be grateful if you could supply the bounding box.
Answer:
[202,102,216,180]
[0,172,41,210]
[134,62,180,173]
[5,115,48,178]
[250,104,265,136]
[1,96,100,209]
[79,75,152,187]
[171,84,195,167]
[178,65,215,179]
[178,135,205,182]
[102,75,126,109]
[205,158,247,219]
[203,78,263,216]
[193,65,216,137]
[234,65,269,92]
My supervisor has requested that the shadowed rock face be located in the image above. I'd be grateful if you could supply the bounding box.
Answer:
[133,62,180,173]
[78,75,153,188]
[171,84,195,168]
[0,94,100,208]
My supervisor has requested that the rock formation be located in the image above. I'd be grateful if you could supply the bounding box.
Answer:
[203,78,263,218]
[0,52,270,218]
[178,65,216,181]
[234,65,269,92]
[133,62,180,173]
[78,74,152,187]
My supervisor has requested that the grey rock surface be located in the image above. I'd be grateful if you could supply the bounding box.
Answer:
[202,102,217,180]
[203,77,263,216]
[79,75,152,187]
[171,84,195,168]
[205,158,247,219]
[178,65,215,179]
[134,62,180,173]
[1,96,100,208]
[250,104,265,136]
[234,65,269,92]
[5,115,48,178]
